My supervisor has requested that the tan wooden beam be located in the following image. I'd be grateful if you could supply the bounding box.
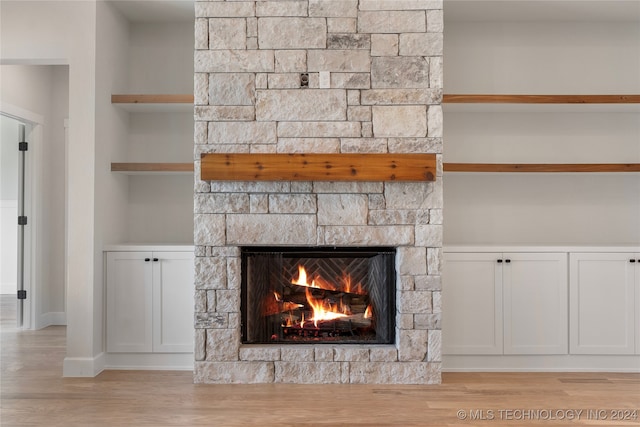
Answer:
[201,153,437,181]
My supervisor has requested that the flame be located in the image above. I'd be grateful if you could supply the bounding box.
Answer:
[274,291,282,302]
[305,287,347,327]
[292,266,338,291]
[286,264,373,330]
[364,305,372,319]
[292,266,310,286]
[342,274,365,295]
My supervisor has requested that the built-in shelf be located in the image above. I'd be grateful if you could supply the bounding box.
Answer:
[442,94,640,113]
[111,94,193,104]
[443,163,640,173]
[444,0,640,24]
[442,95,639,173]
[111,162,194,174]
[111,94,193,112]
[443,94,640,104]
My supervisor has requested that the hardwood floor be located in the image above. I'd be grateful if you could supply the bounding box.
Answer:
[1,295,639,426]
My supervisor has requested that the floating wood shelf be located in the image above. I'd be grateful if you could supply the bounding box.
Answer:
[111,94,194,104]
[111,94,194,112]
[443,163,640,173]
[443,94,640,104]
[201,153,437,182]
[111,162,194,174]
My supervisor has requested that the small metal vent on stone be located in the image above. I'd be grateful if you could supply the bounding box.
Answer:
[242,247,396,345]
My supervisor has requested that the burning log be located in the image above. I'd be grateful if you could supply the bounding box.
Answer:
[287,313,372,330]
[291,265,367,295]
[281,313,373,340]
[262,292,303,316]
[288,282,368,300]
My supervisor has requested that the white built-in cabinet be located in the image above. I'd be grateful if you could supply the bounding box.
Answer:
[99,1,196,370]
[106,250,194,354]
[441,0,640,373]
[443,247,640,371]
[443,251,567,356]
[570,253,640,355]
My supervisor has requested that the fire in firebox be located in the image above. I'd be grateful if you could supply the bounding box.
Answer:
[242,247,395,344]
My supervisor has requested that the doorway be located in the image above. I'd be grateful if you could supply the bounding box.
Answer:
[1,64,69,330]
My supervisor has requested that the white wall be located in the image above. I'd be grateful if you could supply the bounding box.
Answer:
[128,22,194,93]
[124,111,193,244]
[1,0,99,376]
[444,22,640,93]
[0,65,68,322]
[93,0,131,366]
[443,21,640,245]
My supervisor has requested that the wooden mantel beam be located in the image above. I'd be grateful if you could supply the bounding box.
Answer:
[201,153,437,182]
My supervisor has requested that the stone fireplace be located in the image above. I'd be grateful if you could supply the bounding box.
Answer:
[193,0,443,384]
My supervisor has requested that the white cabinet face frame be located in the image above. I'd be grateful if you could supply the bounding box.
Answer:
[152,251,195,353]
[443,252,504,355]
[503,253,568,355]
[106,252,154,353]
[637,255,640,354]
[569,253,636,355]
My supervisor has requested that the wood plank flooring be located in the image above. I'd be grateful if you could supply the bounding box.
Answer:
[1,295,639,426]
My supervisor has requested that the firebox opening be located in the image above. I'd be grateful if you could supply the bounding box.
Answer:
[241,247,396,345]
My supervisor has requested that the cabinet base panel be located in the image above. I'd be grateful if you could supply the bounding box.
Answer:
[443,355,640,372]
[104,353,194,371]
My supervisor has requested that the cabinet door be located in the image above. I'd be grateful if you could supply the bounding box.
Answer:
[443,253,503,354]
[106,252,153,353]
[570,253,635,354]
[636,254,640,355]
[152,251,194,353]
[503,253,568,355]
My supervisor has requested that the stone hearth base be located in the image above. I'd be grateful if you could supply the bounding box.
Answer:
[195,345,441,384]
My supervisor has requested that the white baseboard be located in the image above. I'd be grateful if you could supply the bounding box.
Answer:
[38,311,66,328]
[443,354,640,372]
[104,352,194,371]
[63,352,106,377]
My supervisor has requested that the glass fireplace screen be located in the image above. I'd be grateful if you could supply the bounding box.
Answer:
[241,247,396,344]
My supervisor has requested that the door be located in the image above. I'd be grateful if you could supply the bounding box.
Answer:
[0,116,32,327]
[570,253,635,354]
[443,252,503,354]
[636,254,640,355]
[152,251,194,353]
[503,252,568,354]
[106,251,153,352]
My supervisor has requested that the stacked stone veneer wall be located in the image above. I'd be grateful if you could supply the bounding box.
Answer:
[193,0,443,384]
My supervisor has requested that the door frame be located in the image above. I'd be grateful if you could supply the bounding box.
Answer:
[1,102,44,329]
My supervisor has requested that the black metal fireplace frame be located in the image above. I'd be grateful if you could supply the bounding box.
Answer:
[241,246,396,345]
